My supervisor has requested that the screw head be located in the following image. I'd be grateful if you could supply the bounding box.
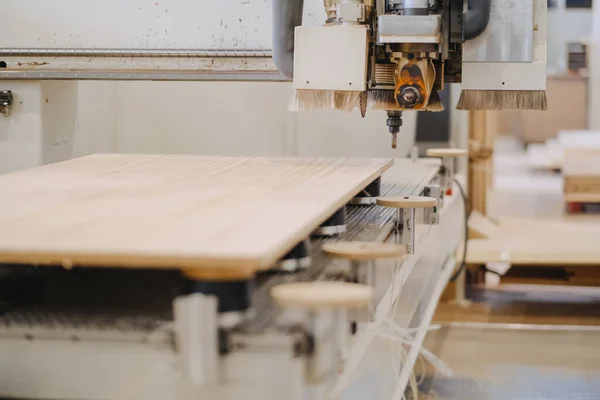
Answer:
[399,87,421,107]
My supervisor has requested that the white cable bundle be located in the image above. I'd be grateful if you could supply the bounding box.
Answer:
[329,319,453,400]
[330,255,453,400]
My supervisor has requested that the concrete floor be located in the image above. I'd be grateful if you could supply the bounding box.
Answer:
[420,285,600,399]
[420,326,600,399]
[418,136,600,398]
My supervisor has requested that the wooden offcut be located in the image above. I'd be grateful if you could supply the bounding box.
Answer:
[0,154,393,273]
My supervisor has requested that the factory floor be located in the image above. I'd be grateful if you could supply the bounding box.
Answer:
[420,285,600,399]
[414,136,600,398]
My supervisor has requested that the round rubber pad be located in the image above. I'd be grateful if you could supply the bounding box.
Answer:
[322,241,407,261]
[426,148,468,158]
[271,281,373,310]
[376,196,437,208]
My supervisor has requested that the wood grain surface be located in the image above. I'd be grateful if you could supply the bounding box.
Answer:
[564,148,600,178]
[0,154,393,272]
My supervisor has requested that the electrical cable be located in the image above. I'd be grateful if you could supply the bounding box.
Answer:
[448,176,502,282]
[449,177,470,282]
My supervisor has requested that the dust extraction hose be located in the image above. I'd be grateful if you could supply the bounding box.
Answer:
[272,0,305,79]
[463,0,492,41]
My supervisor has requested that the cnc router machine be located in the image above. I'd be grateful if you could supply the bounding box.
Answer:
[0,1,546,399]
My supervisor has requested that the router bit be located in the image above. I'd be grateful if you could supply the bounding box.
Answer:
[386,111,403,149]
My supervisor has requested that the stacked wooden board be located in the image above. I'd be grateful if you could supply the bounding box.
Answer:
[0,154,393,273]
[467,214,600,286]
[527,130,600,172]
[563,148,600,203]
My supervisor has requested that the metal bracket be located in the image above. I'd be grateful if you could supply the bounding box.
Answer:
[395,208,416,254]
[337,2,366,23]
[423,185,441,225]
[0,90,13,117]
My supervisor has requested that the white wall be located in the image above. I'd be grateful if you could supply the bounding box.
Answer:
[0,82,46,173]
[111,81,418,158]
[547,7,593,71]
[116,81,292,156]
[0,79,420,175]
[295,109,417,158]
[0,0,328,49]
[0,81,80,174]
[590,0,600,130]
[73,82,119,157]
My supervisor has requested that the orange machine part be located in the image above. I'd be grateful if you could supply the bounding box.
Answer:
[394,59,433,110]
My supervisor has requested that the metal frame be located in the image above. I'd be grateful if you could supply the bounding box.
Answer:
[0,70,286,81]
[0,48,286,81]
[0,49,273,57]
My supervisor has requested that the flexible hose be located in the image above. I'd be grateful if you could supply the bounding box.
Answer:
[464,0,493,41]
[449,177,470,283]
[271,0,305,79]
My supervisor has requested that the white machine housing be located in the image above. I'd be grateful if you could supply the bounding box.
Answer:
[291,0,547,102]
[294,26,370,92]
[462,0,547,91]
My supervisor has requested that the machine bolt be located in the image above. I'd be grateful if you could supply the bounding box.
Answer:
[399,86,421,107]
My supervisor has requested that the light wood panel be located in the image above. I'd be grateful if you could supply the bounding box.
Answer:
[467,210,498,239]
[466,216,600,266]
[564,148,600,202]
[466,238,600,266]
[0,154,393,272]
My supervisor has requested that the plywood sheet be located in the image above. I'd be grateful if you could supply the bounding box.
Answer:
[495,216,600,236]
[563,148,600,178]
[468,210,498,239]
[467,216,600,266]
[563,148,600,202]
[0,154,393,272]
[467,238,600,266]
